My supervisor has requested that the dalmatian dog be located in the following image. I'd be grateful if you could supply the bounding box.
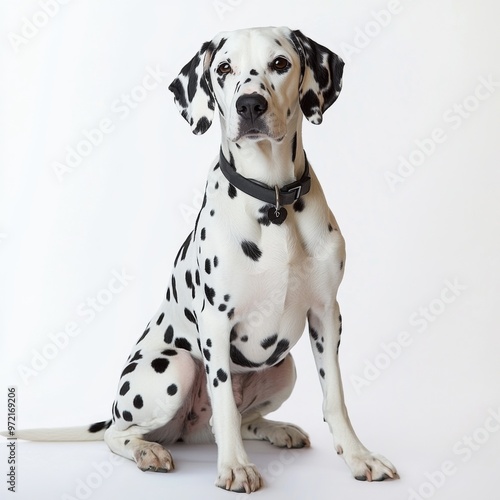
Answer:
[4,27,397,493]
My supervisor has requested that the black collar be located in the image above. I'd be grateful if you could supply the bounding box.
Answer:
[218,149,311,207]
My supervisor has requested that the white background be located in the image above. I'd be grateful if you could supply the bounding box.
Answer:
[1,1,500,499]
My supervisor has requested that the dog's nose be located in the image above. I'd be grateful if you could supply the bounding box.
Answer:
[236,93,268,121]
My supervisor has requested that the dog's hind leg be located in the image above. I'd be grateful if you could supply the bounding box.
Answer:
[239,355,310,449]
[105,348,199,472]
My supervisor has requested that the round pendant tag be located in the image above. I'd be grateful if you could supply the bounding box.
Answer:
[268,206,287,225]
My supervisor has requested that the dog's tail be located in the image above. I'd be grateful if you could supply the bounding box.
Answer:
[0,419,112,442]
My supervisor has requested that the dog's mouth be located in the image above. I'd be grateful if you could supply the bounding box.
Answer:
[243,128,266,139]
[235,126,284,142]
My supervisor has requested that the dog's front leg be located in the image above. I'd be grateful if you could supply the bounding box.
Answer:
[200,313,263,493]
[308,302,398,481]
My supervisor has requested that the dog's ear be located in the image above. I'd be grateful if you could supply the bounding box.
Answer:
[168,41,215,135]
[290,30,344,125]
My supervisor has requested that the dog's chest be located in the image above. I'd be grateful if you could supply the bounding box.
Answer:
[194,194,332,371]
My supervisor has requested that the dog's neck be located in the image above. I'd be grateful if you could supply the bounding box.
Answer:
[220,111,306,188]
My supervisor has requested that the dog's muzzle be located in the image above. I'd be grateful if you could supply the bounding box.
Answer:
[235,92,269,138]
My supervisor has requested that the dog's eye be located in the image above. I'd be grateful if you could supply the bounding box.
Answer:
[271,57,291,72]
[217,62,232,76]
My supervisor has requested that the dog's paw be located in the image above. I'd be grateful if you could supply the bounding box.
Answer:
[263,423,310,449]
[243,419,311,448]
[216,463,263,493]
[343,450,398,482]
[134,443,174,472]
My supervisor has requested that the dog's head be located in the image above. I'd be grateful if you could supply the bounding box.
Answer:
[168,27,344,142]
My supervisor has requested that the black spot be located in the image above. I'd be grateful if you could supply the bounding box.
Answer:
[213,378,219,387]
[88,420,111,433]
[210,209,215,216]
[301,89,321,120]
[316,342,324,354]
[319,368,325,379]
[175,337,192,351]
[228,184,237,198]
[156,312,164,325]
[266,339,290,366]
[119,381,130,396]
[122,411,133,422]
[203,348,211,361]
[257,204,272,226]
[124,439,130,445]
[171,275,178,303]
[133,395,143,409]
[167,384,178,396]
[114,403,121,419]
[164,325,174,343]
[293,198,305,212]
[129,350,143,363]
[193,116,211,135]
[230,326,238,341]
[218,304,227,312]
[121,363,137,378]
[241,240,262,261]
[230,345,263,368]
[291,132,297,162]
[309,326,319,341]
[205,364,210,374]
[195,270,201,286]
[205,258,211,274]
[337,339,341,353]
[204,284,216,305]
[260,83,266,91]
[201,228,206,240]
[250,69,258,75]
[328,223,333,232]
[224,294,230,302]
[244,77,251,84]
[185,270,196,298]
[162,349,178,356]
[214,256,219,267]
[136,328,149,344]
[241,335,248,342]
[340,260,344,270]
[174,232,192,266]
[217,369,228,382]
[184,308,198,328]
[227,307,235,319]
[261,333,278,349]
[151,358,170,373]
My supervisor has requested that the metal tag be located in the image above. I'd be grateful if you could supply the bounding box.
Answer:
[268,206,287,225]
